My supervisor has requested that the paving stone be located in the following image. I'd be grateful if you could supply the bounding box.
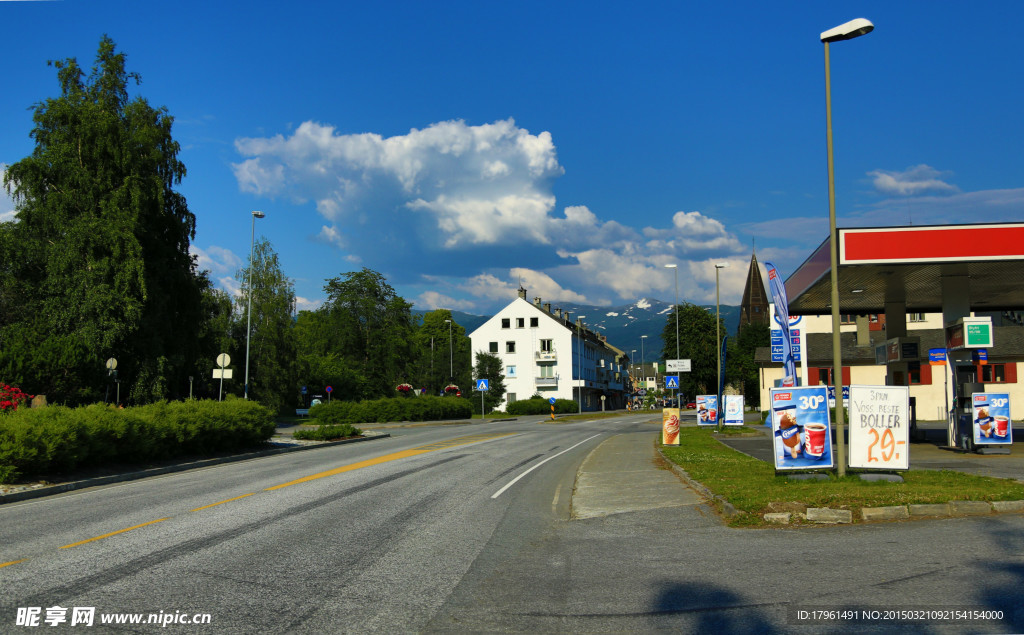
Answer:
[861,506,909,521]
[909,503,951,517]
[764,512,791,524]
[992,500,1024,513]
[806,507,852,524]
[950,500,992,515]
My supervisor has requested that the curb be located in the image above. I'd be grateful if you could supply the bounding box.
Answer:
[763,500,1024,524]
[0,432,391,505]
[656,444,741,518]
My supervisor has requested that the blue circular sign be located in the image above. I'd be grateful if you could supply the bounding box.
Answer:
[325,386,333,393]
[549,397,556,405]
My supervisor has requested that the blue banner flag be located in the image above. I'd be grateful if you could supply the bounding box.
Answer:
[764,261,796,387]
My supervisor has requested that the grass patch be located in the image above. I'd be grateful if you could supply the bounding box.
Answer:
[660,427,1024,527]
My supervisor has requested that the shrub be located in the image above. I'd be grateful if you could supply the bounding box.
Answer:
[293,423,362,441]
[506,398,578,416]
[0,399,275,483]
[309,396,471,424]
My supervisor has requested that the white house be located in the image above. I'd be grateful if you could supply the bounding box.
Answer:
[469,289,630,411]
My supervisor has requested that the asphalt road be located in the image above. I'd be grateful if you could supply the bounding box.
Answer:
[3,414,1024,633]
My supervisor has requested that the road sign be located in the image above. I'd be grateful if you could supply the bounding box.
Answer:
[666,359,691,373]
[665,376,679,390]
[548,397,556,405]
[216,353,230,368]
[325,386,333,393]
[476,379,490,391]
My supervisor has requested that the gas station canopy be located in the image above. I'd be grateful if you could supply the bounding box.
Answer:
[785,223,1024,315]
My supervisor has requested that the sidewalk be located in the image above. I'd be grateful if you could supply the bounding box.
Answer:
[571,431,705,519]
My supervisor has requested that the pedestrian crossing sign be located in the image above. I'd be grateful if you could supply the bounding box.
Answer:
[476,379,490,391]
[665,376,679,389]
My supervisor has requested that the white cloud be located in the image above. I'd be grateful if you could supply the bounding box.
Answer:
[415,291,477,311]
[233,118,565,248]
[219,276,241,297]
[190,245,242,275]
[868,164,959,196]
[642,210,744,254]
[295,296,323,312]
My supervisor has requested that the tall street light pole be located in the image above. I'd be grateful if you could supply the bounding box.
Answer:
[822,17,873,477]
[631,349,637,393]
[665,263,680,403]
[577,315,587,413]
[244,210,265,400]
[715,262,729,428]
[640,334,647,398]
[445,318,453,381]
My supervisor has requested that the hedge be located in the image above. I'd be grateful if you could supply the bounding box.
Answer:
[309,396,472,424]
[0,399,275,483]
[506,397,578,416]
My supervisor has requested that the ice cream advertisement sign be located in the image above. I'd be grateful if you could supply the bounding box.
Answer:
[973,393,1012,446]
[770,386,834,470]
[662,408,681,446]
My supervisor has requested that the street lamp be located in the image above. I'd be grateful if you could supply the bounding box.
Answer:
[244,210,265,400]
[631,349,637,392]
[640,334,648,394]
[665,264,680,403]
[444,319,453,381]
[822,17,873,476]
[715,262,729,428]
[577,315,587,413]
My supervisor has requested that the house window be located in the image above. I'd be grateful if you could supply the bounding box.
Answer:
[501,318,510,329]
[507,393,516,404]
[540,339,553,352]
[489,342,498,353]
[538,365,554,378]
[530,317,539,327]
[516,318,525,328]
[908,313,926,322]
[506,341,516,353]
[907,362,933,385]
[506,365,517,377]
[982,364,1007,383]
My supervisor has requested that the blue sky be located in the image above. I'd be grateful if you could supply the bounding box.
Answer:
[2,1,1022,315]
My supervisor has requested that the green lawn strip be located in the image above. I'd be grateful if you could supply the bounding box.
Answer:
[660,427,1024,526]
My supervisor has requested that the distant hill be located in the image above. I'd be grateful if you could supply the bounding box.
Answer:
[414,299,741,363]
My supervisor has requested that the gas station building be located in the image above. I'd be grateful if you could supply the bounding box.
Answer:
[757,222,1024,436]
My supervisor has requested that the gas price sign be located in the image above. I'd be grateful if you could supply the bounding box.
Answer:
[848,385,909,470]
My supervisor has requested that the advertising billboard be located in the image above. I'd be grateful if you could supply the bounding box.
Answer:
[848,385,909,470]
[696,395,718,426]
[973,393,1012,446]
[769,386,834,470]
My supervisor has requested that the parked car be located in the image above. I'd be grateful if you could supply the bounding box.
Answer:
[685,400,696,409]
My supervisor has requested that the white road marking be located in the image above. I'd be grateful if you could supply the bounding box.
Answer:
[491,434,602,499]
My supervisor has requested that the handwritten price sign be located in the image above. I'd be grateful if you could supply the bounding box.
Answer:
[848,385,910,470]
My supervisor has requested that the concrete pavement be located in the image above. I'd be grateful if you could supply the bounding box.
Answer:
[571,430,706,519]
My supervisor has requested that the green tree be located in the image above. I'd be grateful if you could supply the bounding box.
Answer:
[472,351,506,414]
[727,321,770,409]
[0,36,206,404]
[661,303,722,398]
[412,310,472,395]
[319,268,415,397]
[236,238,296,414]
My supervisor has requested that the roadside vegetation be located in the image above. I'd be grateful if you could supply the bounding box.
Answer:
[293,423,362,441]
[309,396,472,424]
[660,427,1024,528]
[0,400,275,483]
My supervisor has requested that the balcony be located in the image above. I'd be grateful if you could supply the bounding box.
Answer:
[535,350,557,361]
[535,377,558,387]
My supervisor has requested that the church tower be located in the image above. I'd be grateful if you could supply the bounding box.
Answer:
[739,251,769,329]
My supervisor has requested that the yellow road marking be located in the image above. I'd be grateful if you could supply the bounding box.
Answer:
[265,432,517,491]
[190,493,255,512]
[60,518,170,549]
[1,558,27,569]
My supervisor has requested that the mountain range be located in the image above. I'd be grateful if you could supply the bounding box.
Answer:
[415,299,741,363]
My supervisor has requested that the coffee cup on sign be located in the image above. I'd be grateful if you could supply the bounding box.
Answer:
[995,416,1009,438]
[774,405,801,460]
[803,423,828,459]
